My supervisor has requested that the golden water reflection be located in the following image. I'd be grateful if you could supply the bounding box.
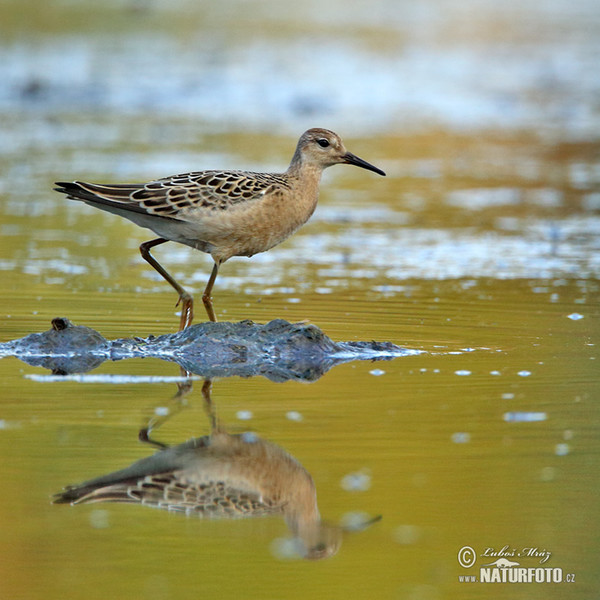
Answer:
[53,378,380,561]
[0,274,597,598]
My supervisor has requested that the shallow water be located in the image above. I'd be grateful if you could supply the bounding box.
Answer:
[1,1,599,598]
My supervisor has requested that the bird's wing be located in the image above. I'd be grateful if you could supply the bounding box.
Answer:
[55,171,290,220]
[54,470,285,518]
[53,434,286,517]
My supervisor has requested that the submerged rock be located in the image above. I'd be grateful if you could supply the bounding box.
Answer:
[0,317,109,375]
[0,317,419,381]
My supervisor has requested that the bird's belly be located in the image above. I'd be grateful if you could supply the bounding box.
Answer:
[185,195,317,262]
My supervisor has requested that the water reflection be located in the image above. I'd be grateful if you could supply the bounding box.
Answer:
[53,378,379,560]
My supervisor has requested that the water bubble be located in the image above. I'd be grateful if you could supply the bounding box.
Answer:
[241,431,259,444]
[89,509,110,529]
[503,412,547,422]
[393,524,422,545]
[341,470,371,492]
[270,537,303,561]
[286,411,304,422]
[567,313,584,320]
[340,511,378,531]
[369,369,385,376]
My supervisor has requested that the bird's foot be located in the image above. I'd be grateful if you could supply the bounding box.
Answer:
[176,293,194,330]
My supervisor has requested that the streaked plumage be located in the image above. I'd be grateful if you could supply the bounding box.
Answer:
[55,128,386,328]
[54,429,341,560]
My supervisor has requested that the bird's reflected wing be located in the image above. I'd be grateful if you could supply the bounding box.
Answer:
[55,471,285,518]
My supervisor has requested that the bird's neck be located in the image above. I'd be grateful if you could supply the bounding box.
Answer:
[286,159,324,197]
[285,504,321,537]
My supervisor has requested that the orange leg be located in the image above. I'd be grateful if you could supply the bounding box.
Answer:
[202,262,219,323]
[139,238,194,330]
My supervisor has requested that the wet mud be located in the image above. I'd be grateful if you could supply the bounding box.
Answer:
[0,317,418,381]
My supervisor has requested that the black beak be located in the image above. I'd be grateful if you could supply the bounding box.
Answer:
[342,152,386,176]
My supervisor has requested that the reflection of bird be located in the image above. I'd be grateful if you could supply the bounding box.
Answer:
[54,407,341,559]
[55,128,385,329]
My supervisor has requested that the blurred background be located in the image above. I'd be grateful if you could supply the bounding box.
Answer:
[3,0,600,136]
[0,1,598,599]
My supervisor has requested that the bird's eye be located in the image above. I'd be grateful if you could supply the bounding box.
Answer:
[317,138,330,148]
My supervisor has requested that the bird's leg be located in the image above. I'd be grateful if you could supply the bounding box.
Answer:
[138,427,168,449]
[201,378,215,427]
[139,366,193,448]
[139,238,194,330]
[200,378,225,434]
[202,262,219,323]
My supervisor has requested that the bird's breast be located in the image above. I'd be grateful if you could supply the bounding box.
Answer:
[194,184,320,262]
